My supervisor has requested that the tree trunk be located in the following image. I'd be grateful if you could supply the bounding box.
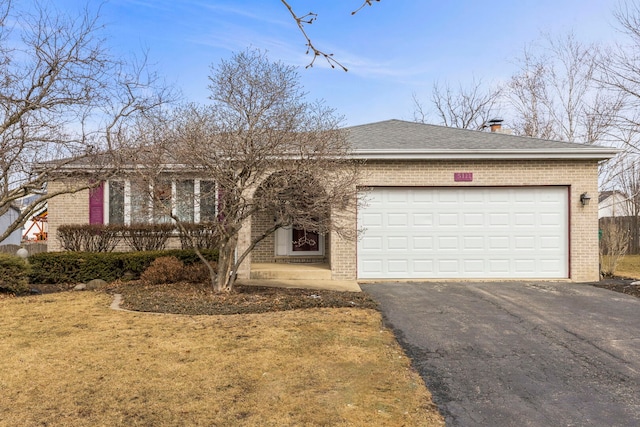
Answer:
[215,237,236,292]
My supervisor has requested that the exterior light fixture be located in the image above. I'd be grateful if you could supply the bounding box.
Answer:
[580,192,591,206]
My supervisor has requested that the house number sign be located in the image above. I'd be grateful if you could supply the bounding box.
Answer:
[454,172,473,182]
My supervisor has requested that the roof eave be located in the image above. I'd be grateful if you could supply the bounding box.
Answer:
[350,148,620,161]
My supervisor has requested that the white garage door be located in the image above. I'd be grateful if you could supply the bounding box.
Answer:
[357,187,569,279]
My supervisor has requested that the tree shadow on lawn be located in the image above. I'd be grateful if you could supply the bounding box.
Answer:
[25,277,639,316]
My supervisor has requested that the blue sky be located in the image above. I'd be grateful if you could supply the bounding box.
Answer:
[54,0,624,126]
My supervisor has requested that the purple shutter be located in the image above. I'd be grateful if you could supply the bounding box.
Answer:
[89,182,104,224]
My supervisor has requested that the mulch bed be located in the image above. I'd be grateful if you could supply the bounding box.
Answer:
[590,277,640,299]
[105,281,379,315]
[23,277,639,316]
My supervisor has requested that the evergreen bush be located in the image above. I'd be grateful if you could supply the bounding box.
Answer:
[0,253,31,294]
[28,249,218,284]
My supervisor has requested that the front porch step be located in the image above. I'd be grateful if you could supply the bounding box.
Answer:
[250,263,332,281]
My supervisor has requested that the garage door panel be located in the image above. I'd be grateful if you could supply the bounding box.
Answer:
[358,187,568,279]
[388,213,409,226]
[540,259,562,272]
[413,213,433,227]
[463,191,484,203]
[489,259,510,273]
[489,213,509,226]
[514,236,536,250]
[413,191,434,203]
[488,236,510,250]
[438,192,459,203]
[438,236,459,250]
[438,213,459,226]
[387,236,408,250]
[413,236,433,250]
[361,212,383,227]
[540,236,560,249]
[515,213,535,226]
[361,259,383,273]
[514,259,536,273]
[540,213,562,226]
[360,236,383,251]
[413,259,434,273]
[438,259,459,273]
[463,213,484,226]
[388,259,408,273]
[388,192,409,203]
[463,236,484,250]
[463,259,485,273]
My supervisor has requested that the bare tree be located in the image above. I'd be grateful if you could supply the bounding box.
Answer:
[140,49,361,292]
[598,0,640,154]
[507,48,557,139]
[279,0,380,71]
[604,156,640,254]
[0,1,170,244]
[508,33,623,143]
[414,79,502,130]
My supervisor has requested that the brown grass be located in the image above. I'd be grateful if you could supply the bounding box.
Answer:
[0,292,444,426]
[613,254,640,279]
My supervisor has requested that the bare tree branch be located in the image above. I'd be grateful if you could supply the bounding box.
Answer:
[508,33,623,144]
[0,0,172,244]
[412,79,502,130]
[279,0,380,71]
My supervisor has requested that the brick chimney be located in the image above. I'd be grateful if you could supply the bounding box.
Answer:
[488,118,503,132]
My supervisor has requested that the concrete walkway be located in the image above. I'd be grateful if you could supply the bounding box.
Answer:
[245,262,361,292]
[238,278,361,292]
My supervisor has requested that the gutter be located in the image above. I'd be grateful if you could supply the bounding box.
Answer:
[350,148,621,161]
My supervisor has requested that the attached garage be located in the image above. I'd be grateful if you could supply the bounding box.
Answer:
[358,186,569,279]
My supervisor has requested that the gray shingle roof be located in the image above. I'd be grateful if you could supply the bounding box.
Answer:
[346,119,619,160]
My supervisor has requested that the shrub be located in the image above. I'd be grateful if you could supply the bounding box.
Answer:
[178,222,219,250]
[28,249,218,284]
[141,256,185,285]
[58,224,124,252]
[0,254,31,295]
[182,261,218,283]
[600,223,630,277]
[123,223,175,251]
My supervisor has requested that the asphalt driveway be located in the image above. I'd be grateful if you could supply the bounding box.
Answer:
[361,281,640,427]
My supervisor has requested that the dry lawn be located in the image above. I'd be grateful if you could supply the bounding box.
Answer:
[613,254,640,279]
[0,292,444,427]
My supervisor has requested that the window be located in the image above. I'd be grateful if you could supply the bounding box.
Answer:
[108,181,125,224]
[199,180,217,222]
[175,180,195,222]
[106,179,216,225]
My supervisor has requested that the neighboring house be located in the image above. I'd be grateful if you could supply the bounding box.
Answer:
[0,205,23,246]
[598,190,629,218]
[46,119,618,282]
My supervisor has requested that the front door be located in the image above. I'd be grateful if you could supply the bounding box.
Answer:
[292,228,320,252]
[276,227,324,256]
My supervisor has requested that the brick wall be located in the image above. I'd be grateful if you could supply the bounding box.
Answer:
[252,209,275,262]
[47,180,90,252]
